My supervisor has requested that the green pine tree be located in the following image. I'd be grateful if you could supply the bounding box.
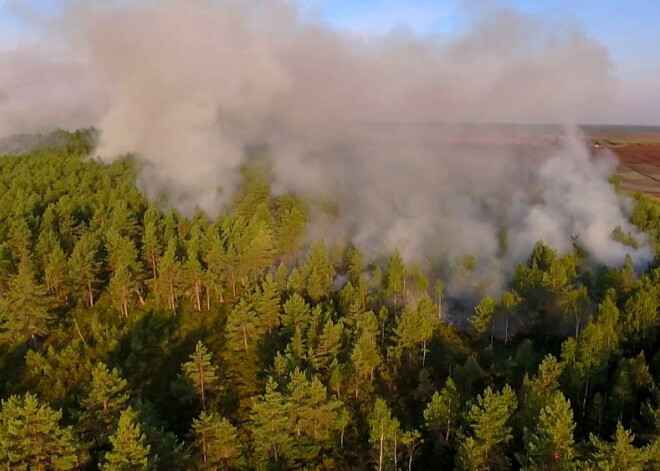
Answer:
[384,251,406,308]
[0,392,78,470]
[251,378,292,468]
[142,206,163,279]
[369,397,401,471]
[282,293,311,334]
[424,377,461,442]
[0,251,53,345]
[68,233,100,307]
[589,423,650,471]
[226,298,260,352]
[101,407,152,471]
[182,341,219,410]
[471,296,497,345]
[456,385,518,470]
[79,362,130,441]
[255,274,281,333]
[351,330,381,399]
[108,265,135,318]
[156,238,182,314]
[524,392,577,470]
[303,240,335,302]
[191,411,243,470]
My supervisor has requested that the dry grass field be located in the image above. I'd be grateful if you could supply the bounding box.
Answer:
[589,130,660,200]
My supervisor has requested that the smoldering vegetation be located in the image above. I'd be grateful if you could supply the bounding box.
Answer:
[0,0,652,296]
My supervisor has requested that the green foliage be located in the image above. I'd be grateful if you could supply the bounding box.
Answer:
[191,411,243,470]
[0,393,78,469]
[518,355,564,431]
[369,398,401,471]
[589,423,653,471]
[226,298,260,352]
[471,296,497,341]
[255,273,282,333]
[523,392,577,470]
[424,377,461,443]
[0,252,53,345]
[25,342,91,406]
[250,378,291,467]
[0,131,657,469]
[79,362,130,442]
[394,297,439,366]
[251,370,346,468]
[351,329,381,398]
[282,293,311,334]
[101,407,152,471]
[182,341,219,409]
[385,251,406,307]
[457,385,518,470]
[302,240,335,302]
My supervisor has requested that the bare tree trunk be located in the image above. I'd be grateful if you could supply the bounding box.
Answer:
[422,339,427,367]
[403,276,408,304]
[446,409,452,441]
[194,280,202,311]
[136,288,145,305]
[582,375,590,419]
[378,422,384,471]
[169,281,176,315]
[393,432,398,471]
[151,252,158,279]
[73,316,88,347]
[200,361,206,410]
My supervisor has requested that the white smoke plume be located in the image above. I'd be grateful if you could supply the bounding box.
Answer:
[0,0,652,294]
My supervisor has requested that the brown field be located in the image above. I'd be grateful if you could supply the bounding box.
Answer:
[591,134,660,200]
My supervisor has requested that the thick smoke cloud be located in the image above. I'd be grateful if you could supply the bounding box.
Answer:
[0,45,106,136]
[0,0,652,294]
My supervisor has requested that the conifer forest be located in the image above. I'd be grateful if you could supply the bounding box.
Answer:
[0,130,657,470]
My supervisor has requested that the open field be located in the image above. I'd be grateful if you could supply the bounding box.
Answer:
[615,163,660,200]
[588,128,660,200]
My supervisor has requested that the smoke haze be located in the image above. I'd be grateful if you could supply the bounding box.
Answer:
[0,0,652,294]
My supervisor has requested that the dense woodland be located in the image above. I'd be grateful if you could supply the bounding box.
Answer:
[0,130,659,470]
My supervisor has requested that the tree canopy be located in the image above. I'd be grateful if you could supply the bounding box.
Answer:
[0,130,658,469]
